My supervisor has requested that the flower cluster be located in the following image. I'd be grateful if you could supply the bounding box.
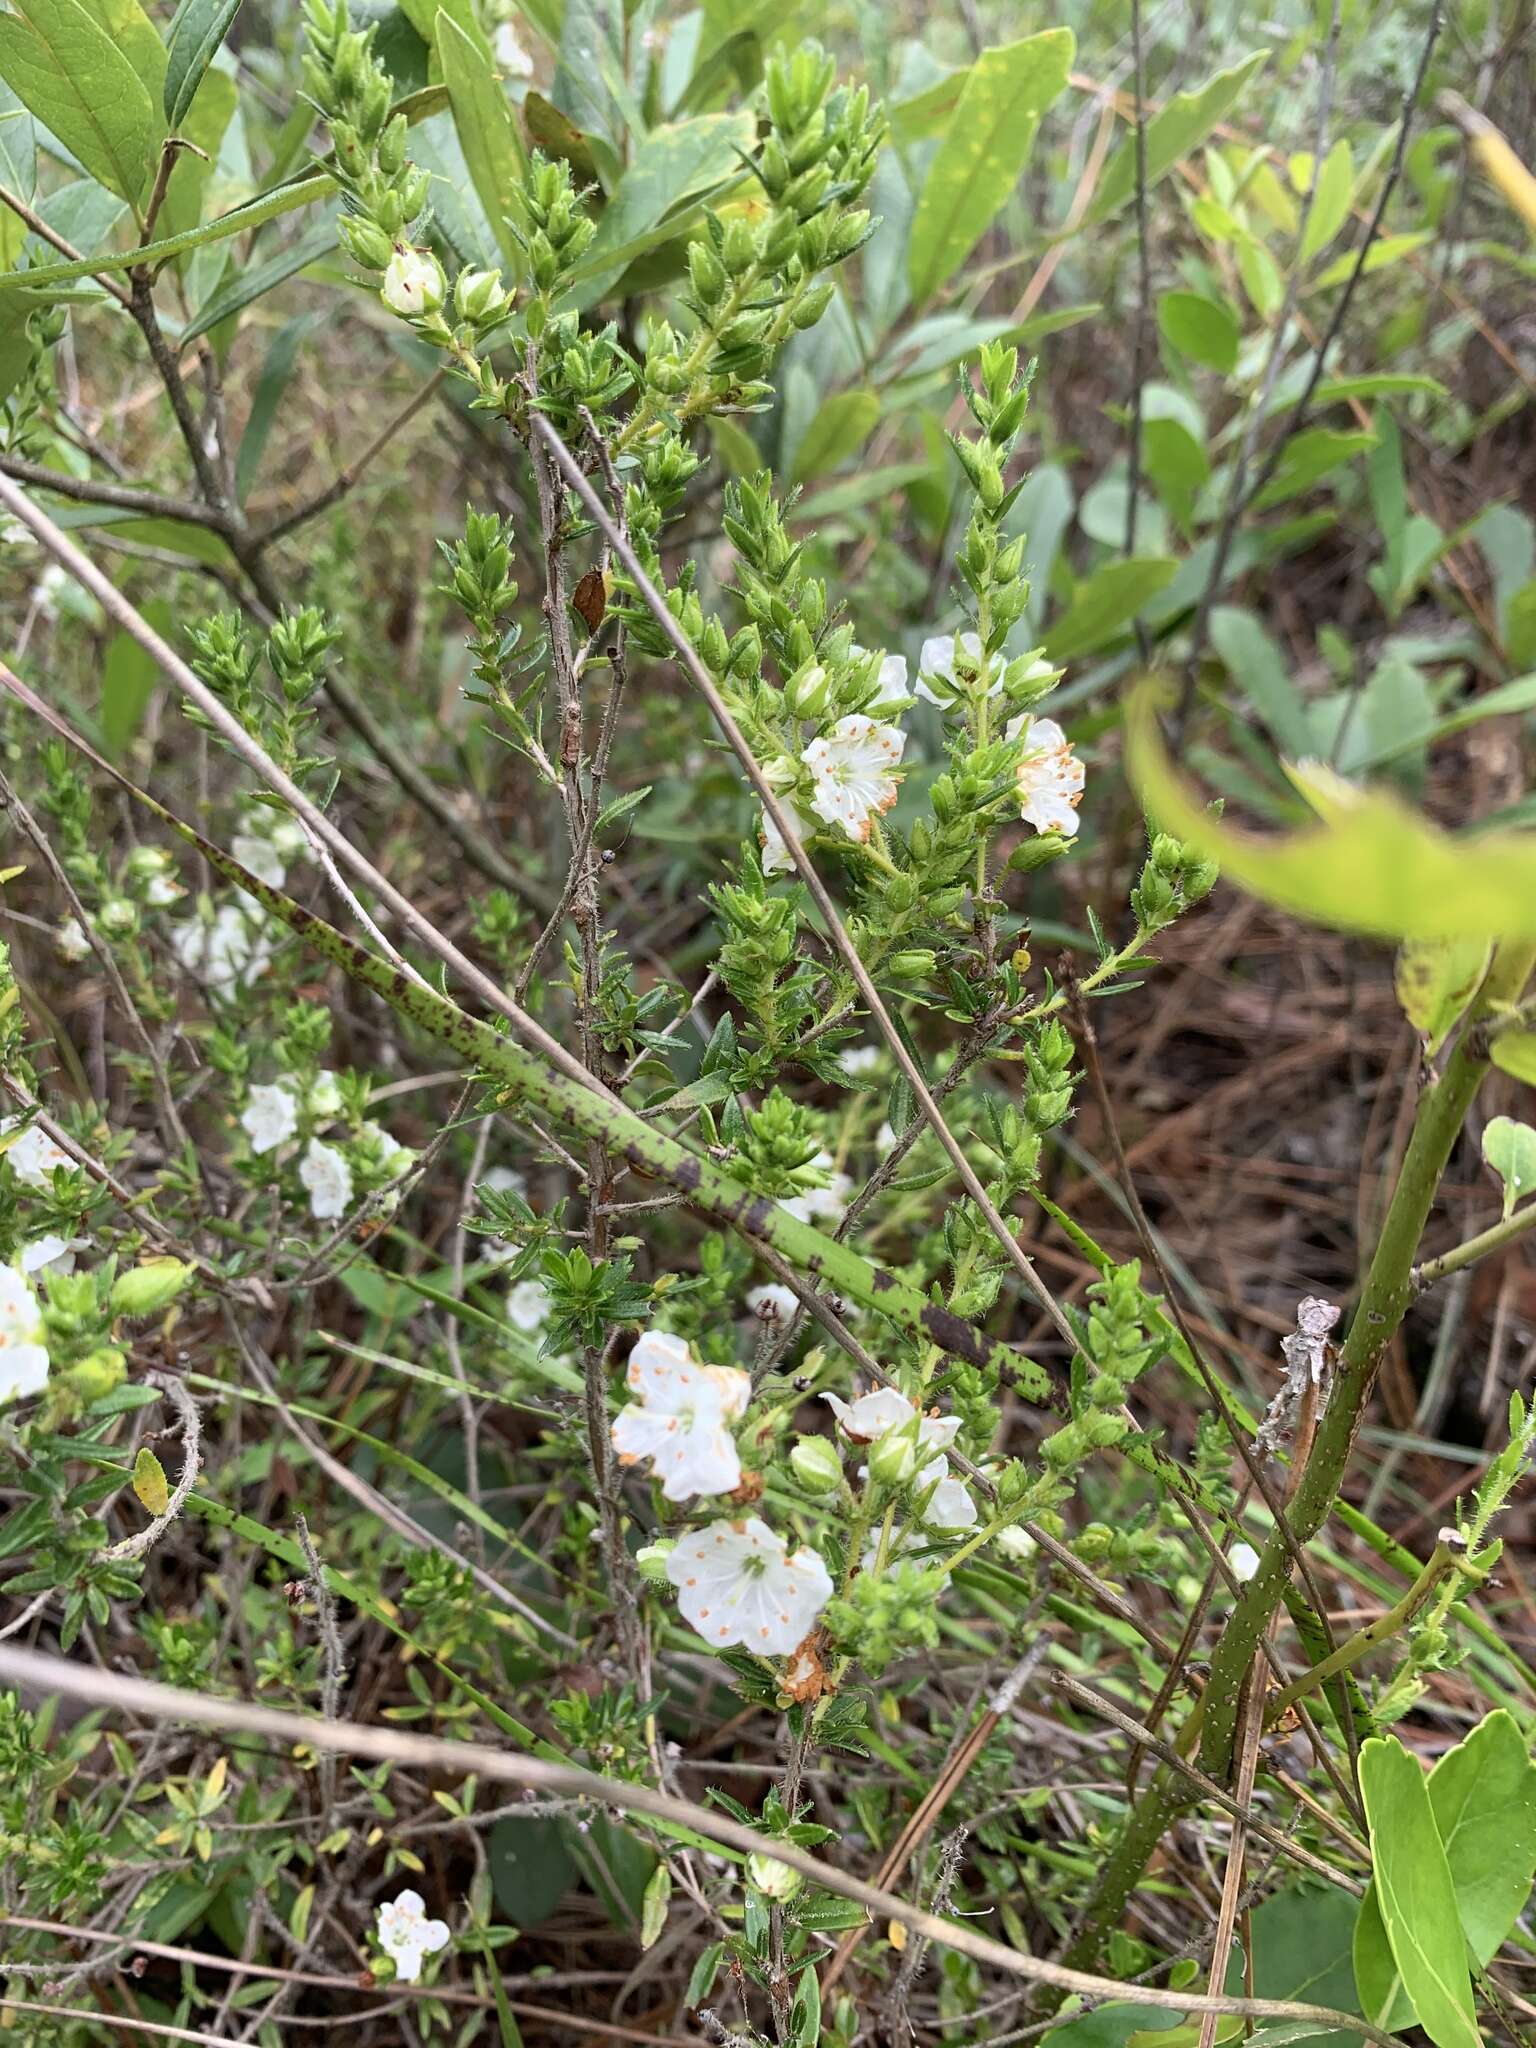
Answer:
[611,1331,750,1501]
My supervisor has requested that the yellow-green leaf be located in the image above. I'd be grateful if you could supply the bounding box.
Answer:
[1492,1030,1536,1086]
[132,1445,170,1516]
[1126,679,1536,939]
[1356,1736,1482,2048]
[1394,936,1491,1054]
[908,29,1073,303]
[1299,138,1354,265]
[1088,51,1269,224]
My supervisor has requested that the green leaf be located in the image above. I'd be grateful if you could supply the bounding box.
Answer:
[1311,373,1446,405]
[436,8,524,270]
[0,0,160,205]
[1356,1736,1481,2048]
[163,0,242,129]
[488,1815,577,1928]
[1428,1710,1536,1965]
[1208,606,1314,757]
[1157,289,1239,371]
[1089,51,1270,225]
[0,170,336,290]
[0,77,36,206]
[639,1862,670,1951]
[1506,581,1536,670]
[571,110,754,297]
[685,1940,724,2008]
[790,1961,821,2047]
[1492,1030,1536,1086]
[1126,678,1536,940]
[178,214,339,349]
[235,310,325,502]
[1482,1116,1536,1219]
[1251,429,1377,512]
[101,598,173,755]
[1043,557,1178,663]
[1313,230,1432,291]
[1299,138,1354,265]
[1394,936,1491,1055]
[791,388,880,483]
[908,28,1074,302]
[131,1445,170,1515]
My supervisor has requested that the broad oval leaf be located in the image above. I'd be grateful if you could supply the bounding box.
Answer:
[163,0,243,130]
[1356,1735,1481,2048]
[1043,557,1177,663]
[0,0,160,206]
[1482,1116,1536,1218]
[1126,680,1536,939]
[908,28,1073,303]
[1157,289,1239,372]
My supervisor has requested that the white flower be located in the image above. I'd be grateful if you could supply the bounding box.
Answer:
[917,631,988,703]
[841,1045,881,1077]
[611,1330,749,1501]
[20,1235,84,1277]
[666,1515,832,1654]
[142,873,183,908]
[1006,714,1085,837]
[759,801,818,877]
[996,1524,1037,1561]
[824,1386,977,1531]
[171,904,274,992]
[852,645,909,710]
[299,1140,353,1221]
[801,716,904,844]
[376,1889,450,1982]
[230,833,287,890]
[55,918,90,963]
[0,1262,50,1405]
[506,1278,551,1332]
[241,1083,299,1157]
[747,1284,799,1323]
[381,245,446,319]
[780,1150,853,1226]
[1,1118,74,1189]
[1229,1542,1262,1584]
[493,20,535,77]
[874,1121,897,1154]
[308,1070,344,1119]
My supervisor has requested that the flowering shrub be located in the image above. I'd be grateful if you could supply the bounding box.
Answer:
[1,4,1534,2047]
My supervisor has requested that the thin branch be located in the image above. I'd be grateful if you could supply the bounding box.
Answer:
[251,368,450,548]
[0,1644,1405,2048]
[531,414,1084,1369]
[1412,1199,1536,1290]
[0,454,218,529]
[99,1373,202,1565]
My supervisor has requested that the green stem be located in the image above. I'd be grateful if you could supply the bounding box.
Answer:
[1262,1539,1461,1724]
[1412,1197,1536,1291]
[1058,937,1536,1982]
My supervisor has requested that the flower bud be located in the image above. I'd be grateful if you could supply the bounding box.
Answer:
[380,245,446,318]
[785,662,830,718]
[454,266,510,325]
[111,1258,193,1319]
[1005,833,1068,874]
[868,1425,920,1489]
[789,1436,842,1495]
[747,1852,802,1902]
[635,1541,674,1585]
[64,1346,126,1402]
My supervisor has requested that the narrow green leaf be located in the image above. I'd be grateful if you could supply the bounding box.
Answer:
[908,28,1074,302]
[1312,230,1432,291]
[570,110,753,297]
[101,598,173,755]
[436,8,524,270]
[639,1862,671,1950]
[1089,51,1270,225]
[1356,1736,1480,2048]
[1208,606,1314,757]
[1043,557,1177,662]
[791,388,880,483]
[163,0,243,129]
[0,0,160,205]
[178,213,339,349]
[1299,138,1353,265]
[235,310,326,502]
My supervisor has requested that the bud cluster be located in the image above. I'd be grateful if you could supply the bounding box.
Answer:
[302,0,428,261]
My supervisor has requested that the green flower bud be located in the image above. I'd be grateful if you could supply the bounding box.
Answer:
[381,245,446,318]
[454,267,510,325]
[635,1541,674,1585]
[786,662,830,718]
[868,1425,920,1488]
[111,1259,193,1319]
[64,1347,126,1402]
[789,1436,843,1495]
[747,1852,802,1902]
